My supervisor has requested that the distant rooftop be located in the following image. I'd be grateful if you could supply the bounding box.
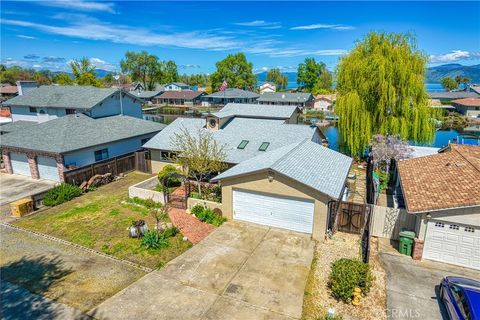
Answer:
[427,91,479,100]
[210,103,298,120]
[205,88,259,99]
[257,92,313,103]
[157,91,204,99]
[451,97,480,107]
[131,90,163,99]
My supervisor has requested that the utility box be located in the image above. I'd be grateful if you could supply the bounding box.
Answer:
[10,198,34,217]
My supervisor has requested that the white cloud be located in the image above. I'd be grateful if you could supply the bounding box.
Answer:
[234,20,281,29]
[253,65,296,73]
[89,57,117,71]
[180,64,201,69]
[429,50,480,63]
[17,34,35,39]
[290,24,354,31]
[267,49,348,58]
[36,1,116,13]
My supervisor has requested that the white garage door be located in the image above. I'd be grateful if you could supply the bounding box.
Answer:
[233,189,314,233]
[37,156,60,181]
[10,152,31,177]
[424,220,480,270]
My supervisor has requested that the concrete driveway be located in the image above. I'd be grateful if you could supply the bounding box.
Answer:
[379,240,480,320]
[91,221,315,320]
[0,173,56,206]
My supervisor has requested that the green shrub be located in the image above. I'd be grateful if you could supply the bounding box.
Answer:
[43,183,82,206]
[191,204,204,216]
[329,258,373,303]
[129,197,162,208]
[141,230,169,249]
[157,165,181,187]
[196,207,226,226]
[162,226,179,238]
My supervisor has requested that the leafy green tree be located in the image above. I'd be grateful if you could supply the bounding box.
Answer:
[441,77,458,91]
[210,53,256,91]
[297,57,332,93]
[161,60,178,83]
[336,32,435,156]
[179,73,210,87]
[121,51,162,91]
[266,68,288,90]
[69,57,101,87]
[55,72,74,85]
[76,72,102,87]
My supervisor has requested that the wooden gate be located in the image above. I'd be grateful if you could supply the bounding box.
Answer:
[336,201,367,234]
[135,150,151,173]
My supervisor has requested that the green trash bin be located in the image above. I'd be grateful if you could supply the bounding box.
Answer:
[399,230,415,256]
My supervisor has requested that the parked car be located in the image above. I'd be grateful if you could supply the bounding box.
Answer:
[440,276,480,320]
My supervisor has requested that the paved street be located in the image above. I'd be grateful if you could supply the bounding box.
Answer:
[91,221,314,320]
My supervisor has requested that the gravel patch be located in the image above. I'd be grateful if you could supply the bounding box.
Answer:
[303,233,387,320]
[0,225,146,313]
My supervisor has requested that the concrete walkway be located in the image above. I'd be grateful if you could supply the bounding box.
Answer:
[90,221,314,320]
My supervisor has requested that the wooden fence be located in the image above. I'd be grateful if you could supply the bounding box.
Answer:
[63,151,151,185]
[370,205,417,240]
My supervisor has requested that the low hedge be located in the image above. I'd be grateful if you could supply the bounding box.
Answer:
[190,204,226,227]
[43,183,83,207]
[329,258,373,303]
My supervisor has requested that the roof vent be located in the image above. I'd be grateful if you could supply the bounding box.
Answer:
[282,94,285,99]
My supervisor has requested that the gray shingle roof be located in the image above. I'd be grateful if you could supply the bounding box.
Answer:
[1,114,165,154]
[131,90,163,99]
[143,116,321,164]
[212,139,353,199]
[2,85,141,109]
[257,92,314,103]
[427,91,479,100]
[0,120,37,134]
[205,88,259,99]
[211,103,298,119]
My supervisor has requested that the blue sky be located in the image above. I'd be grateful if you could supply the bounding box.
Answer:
[1,1,479,74]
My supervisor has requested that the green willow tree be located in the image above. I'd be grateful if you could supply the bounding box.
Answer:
[266,68,288,90]
[335,32,435,156]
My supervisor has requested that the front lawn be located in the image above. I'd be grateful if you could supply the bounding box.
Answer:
[14,172,192,269]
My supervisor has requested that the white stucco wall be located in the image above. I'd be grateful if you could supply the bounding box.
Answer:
[63,133,154,167]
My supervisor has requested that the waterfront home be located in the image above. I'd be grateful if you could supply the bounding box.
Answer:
[2,85,143,123]
[451,98,480,118]
[256,92,314,108]
[202,88,259,107]
[154,91,206,106]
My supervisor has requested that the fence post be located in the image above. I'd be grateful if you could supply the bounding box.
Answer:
[114,157,118,176]
[91,164,94,176]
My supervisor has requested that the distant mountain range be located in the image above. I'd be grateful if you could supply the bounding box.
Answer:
[256,64,480,87]
[425,64,480,83]
[52,69,112,78]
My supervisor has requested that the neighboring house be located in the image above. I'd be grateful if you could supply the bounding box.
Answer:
[470,85,480,95]
[313,94,336,111]
[154,91,206,106]
[451,98,480,118]
[1,114,165,182]
[0,85,18,101]
[256,92,314,108]
[427,91,479,102]
[143,103,324,173]
[397,144,480,270]
[258,82,276,93]
[131,90,164,104]
[211,139,352,239]
[2,85,143,123]
[16,80,38,96]
[164,82,191,91]
[202,88,259,107]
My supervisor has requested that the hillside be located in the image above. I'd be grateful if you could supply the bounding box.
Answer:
[426,64,480,83]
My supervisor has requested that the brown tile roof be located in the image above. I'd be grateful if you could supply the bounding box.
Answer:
[0,86,18,94]
[398,144,480,213]
[451,97,480,107]
[157,91,204,100]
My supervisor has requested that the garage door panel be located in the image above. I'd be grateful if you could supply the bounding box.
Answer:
[424,220,480,270]
[11,152,31,176]
[37,156,60,181]
[233,189,314,234]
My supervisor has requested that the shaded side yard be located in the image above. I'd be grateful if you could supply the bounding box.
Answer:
[13,172,192,269]
[302,233,387,320]
[0,225,146,315]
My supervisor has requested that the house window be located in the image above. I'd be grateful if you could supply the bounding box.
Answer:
[449,224,459,230]
[66,108,76,115]
[29,107,37,113]
[259,142,270,151]
[237,140,249,149]
[434,222,444,228]
[94,148,109,162]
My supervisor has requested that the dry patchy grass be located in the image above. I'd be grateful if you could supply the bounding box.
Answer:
[302,233,387,320]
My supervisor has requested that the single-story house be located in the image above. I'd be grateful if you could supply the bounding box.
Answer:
[130,90,164,103]
[313,94,336,111]
[2,85,144,123]
[202,88,259,107]
[1,114,165,182]
[164,82,191,91]
[258,82,276,93]
[427,91,479,102]
[256,92,314,108]
[451,98,480,118]
[211,139,352,239]
[154,91,206,106]
[143,103,324,173]
[397,144,480,270]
